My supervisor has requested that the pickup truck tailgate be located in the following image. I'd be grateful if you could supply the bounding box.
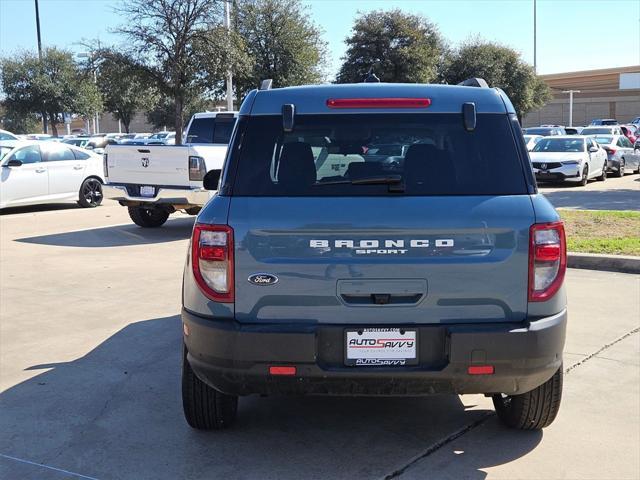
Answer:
[106,145,191,186]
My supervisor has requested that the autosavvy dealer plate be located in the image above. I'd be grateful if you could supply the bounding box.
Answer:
[140,185,155,197]
[345,328,417,366]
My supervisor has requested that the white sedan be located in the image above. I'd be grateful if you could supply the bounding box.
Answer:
[530,136,608,186]
[523,134,543,151]
[0,140,105,209]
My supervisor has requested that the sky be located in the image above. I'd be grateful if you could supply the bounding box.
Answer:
[1,0,639,79]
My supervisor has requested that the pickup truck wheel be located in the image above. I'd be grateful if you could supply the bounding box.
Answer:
[78,178,103,208]
[492,366,563,430]
[182,346,238,430]
[127,206,169,228]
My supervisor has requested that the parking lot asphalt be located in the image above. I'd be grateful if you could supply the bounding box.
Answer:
[539,172,639,211]
[1,202,639,480]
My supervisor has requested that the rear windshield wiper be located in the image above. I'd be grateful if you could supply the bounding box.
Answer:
[314,175,404,191]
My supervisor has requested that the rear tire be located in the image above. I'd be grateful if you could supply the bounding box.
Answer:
[78,177,103,208]
[127,206,169,228]
[616,160,625,177]
[182,346,238,430]
[493,366,563,430]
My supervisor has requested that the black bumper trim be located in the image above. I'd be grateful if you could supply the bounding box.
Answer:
[182,309,566,396]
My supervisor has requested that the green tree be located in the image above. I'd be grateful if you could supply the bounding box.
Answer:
[0,48,101,136]
[145,94,209,131]
[94,49,154,133]
[440,38,551,119]
[233,0,327,97]
[0,102,40,134]
[116,0,243,143]
[336,9,444,84]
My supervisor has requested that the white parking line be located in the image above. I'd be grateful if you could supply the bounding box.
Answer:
[0,453,100,480]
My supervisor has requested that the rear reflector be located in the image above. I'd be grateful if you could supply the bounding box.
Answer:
[326,98,431,109]
[468,365,495,375]
[269,366,297,376]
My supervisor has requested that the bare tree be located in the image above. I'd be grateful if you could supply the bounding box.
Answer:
[116,0,229,144]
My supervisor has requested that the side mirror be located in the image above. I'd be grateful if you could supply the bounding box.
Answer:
[5,159,22,167]
[203,169,221,190]
[588,146,598,153]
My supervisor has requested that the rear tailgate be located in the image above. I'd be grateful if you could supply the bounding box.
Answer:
[230,195,534,325]
[105,145,191,186]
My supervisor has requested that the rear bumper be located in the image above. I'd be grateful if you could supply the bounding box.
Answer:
[103,183,210,206]
[183,309,566,396]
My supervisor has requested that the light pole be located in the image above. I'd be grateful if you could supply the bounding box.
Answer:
[533,0,537,74]
[34,0,48,134]
[224,0,233,111]
[77,52,99,134]
[562,90,580,127]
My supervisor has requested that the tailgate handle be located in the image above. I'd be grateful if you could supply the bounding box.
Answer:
[338,279,427,306]
[341,292,423,306]
[137,149,151,153]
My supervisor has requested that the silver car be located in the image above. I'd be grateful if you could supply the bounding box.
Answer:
[590,134,640,176]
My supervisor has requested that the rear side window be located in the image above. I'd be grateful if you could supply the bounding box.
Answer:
[187,116,237,144]
[73,149,91,160]
[228,113,528,196]
[43,144,76,161]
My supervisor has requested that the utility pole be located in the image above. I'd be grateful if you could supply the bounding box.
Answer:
[562,90,580,127]
[34,0,48,134]
[533,0,537,74]
[224,0,233,111]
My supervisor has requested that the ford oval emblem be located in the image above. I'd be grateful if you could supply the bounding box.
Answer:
[248,273,279,286]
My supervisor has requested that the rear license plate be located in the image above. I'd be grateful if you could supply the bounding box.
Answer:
[140,186,155,197]
[345,328,417,366]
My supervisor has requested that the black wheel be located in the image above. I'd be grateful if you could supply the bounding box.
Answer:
[597,163,607,181]
[493,366,563,430]
[182,346,238,430]
[127,206,170,228]
[78,177,103,208]
[578,166,588,186]
[615,159,625,177]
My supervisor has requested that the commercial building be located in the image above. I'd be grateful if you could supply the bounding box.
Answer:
[523,65,640,127]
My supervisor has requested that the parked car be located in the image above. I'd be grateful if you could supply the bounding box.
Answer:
[0,129,19,141]
[85,135,119,153]
[523,126,566,136]
[630,116,640,126]
[180,80,567,432]
[62,137,91,149]
[146,132,176,145]
[103,111,238,227]
[580,126,623,136]
[530,136,607,185]
[523,134,543,150]
[590,118,618,126]
[564,127,582,135]
[590,134,640,176]
[620,124,638,144]
[0,140,105,209]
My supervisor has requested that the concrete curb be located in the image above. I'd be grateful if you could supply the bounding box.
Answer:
[568,252,640,274]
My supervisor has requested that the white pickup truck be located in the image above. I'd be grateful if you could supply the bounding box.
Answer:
[103,112,238,227]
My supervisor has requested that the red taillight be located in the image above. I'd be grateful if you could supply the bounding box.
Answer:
[326,98,432,109]
[191,224,234,302]
[468,365,494,375]
[528,222,566,302]
[269,366,296,376]
[604,147,616,155]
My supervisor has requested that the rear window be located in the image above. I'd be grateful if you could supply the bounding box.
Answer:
[228,113,528,196]
[187,116,237,144]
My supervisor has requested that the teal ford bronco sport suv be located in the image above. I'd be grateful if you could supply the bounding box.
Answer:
[181,79,567,431]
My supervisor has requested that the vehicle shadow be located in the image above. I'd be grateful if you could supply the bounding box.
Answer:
[540,188,639,211]
[0,315,542,480]
[0,203,81,215]
[14,216,195,247]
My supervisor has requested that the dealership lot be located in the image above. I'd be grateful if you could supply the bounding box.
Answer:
[0,202,638,480]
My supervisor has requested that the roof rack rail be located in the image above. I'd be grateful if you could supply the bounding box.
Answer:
[457,77,489,88]
[259,79,273,90]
